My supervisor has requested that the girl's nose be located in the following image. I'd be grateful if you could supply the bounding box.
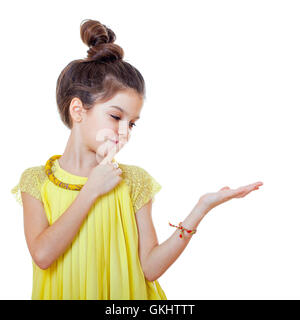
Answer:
[118,120,130,136]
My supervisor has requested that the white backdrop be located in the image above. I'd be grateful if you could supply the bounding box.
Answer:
[1,0,300,300]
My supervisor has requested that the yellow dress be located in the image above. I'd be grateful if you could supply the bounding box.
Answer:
[11,158,167,300]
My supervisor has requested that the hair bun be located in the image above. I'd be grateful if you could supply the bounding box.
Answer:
[80,19,124,63]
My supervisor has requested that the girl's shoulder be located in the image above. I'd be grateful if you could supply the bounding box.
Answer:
[11,165,47,207]
[118,163,162,213]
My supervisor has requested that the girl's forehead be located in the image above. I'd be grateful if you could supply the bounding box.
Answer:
[106,90,143,107]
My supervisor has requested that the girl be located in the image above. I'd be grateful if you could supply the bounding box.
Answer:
[11,19,263,300]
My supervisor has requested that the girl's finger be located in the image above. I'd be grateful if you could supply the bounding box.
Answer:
[225,186,249,198]
[233,183,262,198]
[236,182,262,192]
[100,145,117,165]
[248,181,263,188]
[219,186,230,191]
[217,181,263,202]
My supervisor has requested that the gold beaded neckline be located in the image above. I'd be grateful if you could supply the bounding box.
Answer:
[45,155,84,191]
[45,154,117,191]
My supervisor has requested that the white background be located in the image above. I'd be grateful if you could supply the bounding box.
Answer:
[1,0,300,300]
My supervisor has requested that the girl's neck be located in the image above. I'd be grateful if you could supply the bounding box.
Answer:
[58,129,104,177]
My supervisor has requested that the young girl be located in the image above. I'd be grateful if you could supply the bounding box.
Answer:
[11,19,263,300]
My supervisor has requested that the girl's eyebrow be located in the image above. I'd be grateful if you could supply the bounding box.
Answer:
[110,105,140,120]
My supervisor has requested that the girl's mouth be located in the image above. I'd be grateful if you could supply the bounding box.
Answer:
[108,139,119,144]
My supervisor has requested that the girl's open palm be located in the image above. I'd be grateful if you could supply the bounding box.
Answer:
[198,181,264,212]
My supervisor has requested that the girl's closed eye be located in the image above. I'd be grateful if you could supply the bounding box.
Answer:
[110,115,136,128]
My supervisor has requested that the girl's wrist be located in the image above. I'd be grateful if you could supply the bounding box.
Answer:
[193,200,211,221]
[80,184,98,203]
[173,202,209,239]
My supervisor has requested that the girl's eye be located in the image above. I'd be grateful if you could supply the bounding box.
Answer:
[110,115,121,121]
[110,115,136,128]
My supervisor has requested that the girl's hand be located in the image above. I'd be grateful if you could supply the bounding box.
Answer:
[197,181,264,216]
[84,144,123,200]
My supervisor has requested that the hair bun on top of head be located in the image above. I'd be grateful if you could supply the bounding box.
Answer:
[80,19,124,63]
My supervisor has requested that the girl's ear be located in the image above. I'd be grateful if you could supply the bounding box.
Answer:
[69,98,86,123]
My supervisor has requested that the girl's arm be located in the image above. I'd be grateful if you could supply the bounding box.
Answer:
[136,182,263,282]
[135,200,208,282]
[22,185,97,270]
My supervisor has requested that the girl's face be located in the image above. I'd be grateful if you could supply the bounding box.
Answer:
[71,88,143,159]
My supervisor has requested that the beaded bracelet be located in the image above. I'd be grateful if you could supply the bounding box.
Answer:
[169,222,197,239]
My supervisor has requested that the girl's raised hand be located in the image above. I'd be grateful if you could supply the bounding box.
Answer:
[83,138,124,200]
[197,181,264,214]
[86,124,131,200]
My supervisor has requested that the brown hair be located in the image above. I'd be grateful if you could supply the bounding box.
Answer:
[56,19,146,129]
